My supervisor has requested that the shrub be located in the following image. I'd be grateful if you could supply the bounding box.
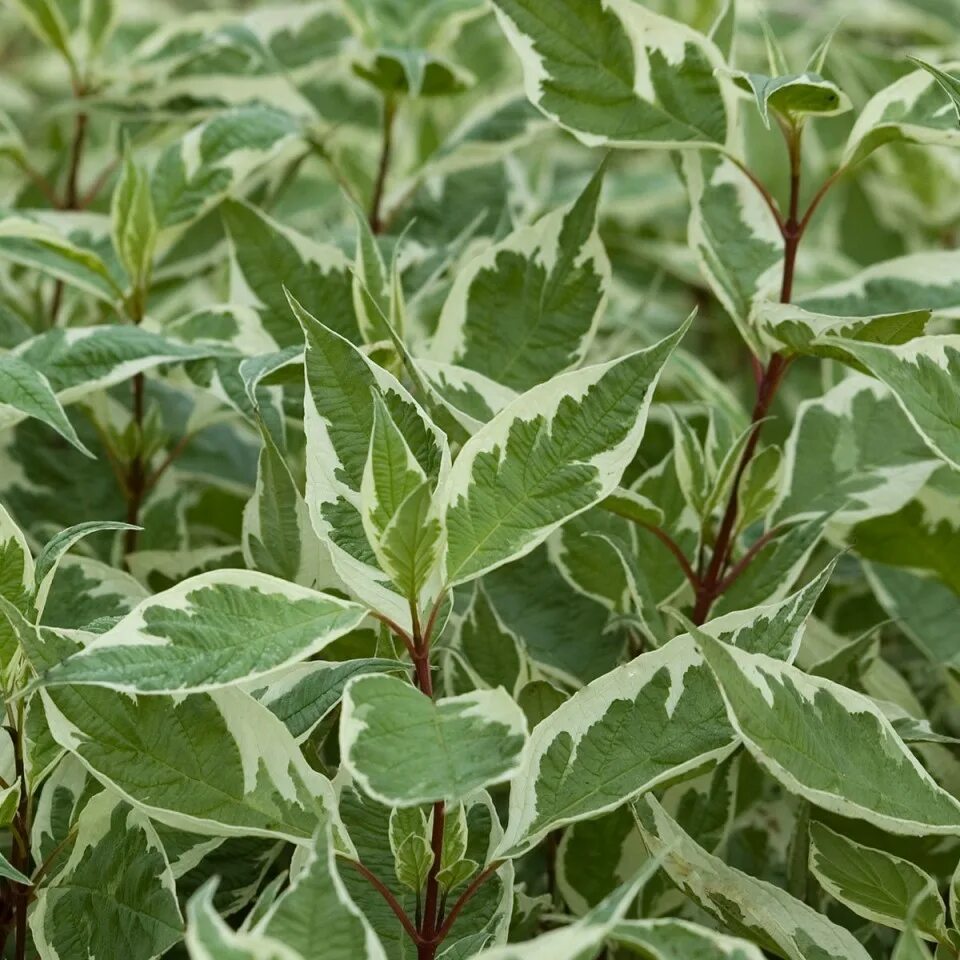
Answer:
[0,1,958,958]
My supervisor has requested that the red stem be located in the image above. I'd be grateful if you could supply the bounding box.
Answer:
[692,123,806,625]
[715,524,784,596]
[369,96,396,234]
[430,860,503,945]
[345,858,422,944]
[638,522,699,589]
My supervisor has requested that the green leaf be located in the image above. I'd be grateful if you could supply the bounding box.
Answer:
[695,631,960,835]
[0,355,93,457]
[808,822,948,941]
[353,47,472,98]
[634,796,872,960]
[824,335,960,472]
[38,570,367,694]
[388,806,433,891]
[29,791,183,960]
[111,149,157,288]
[341,674,527,806]
[441,318,689,586]
[430,164,610,392]
[491,0,733,149]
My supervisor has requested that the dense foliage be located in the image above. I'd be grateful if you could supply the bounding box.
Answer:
[0,0,959,957]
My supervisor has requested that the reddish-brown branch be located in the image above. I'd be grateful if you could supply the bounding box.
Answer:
[638,522,699,589]
[369,97,396,234]
[418,803,446,956]
[726,153,785,233]
[372,612,417,659]
[692,123,807,625]
[715,525,784,595]
[430,861,503,945]
[64,108,88,210]
[345,858,422,943]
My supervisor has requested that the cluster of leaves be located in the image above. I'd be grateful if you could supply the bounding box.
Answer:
[0,0,959,957]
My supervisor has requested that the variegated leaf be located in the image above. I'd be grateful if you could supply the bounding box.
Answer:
[809,821,948,941]
[495,572,830,858]
[430,165,609,391]
[152,106,301,230]
[491,0,734,149]
[441,320,689,587]
[341,674,527,806]
[635,797,872,960]
[29,791,184,960]
[844,60,960,166]
[37,570,367,694]
[695,631,960,835]
[825,335,960,471]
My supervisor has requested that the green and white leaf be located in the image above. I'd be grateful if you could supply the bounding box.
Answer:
[341,674,527,806]
[844,60,960,166]
[222,199,357,348]
[824,335,960,471]
[256,657,398,743]
[441,320,688,587]
[243,425,327,588]
[360,393,442,602]
[0,216,122,302]
[727,69,850,127]
[682,152,782,349]
[40,676,340,845]
[496,566,828,858]
[695,631,960,835]
[752,300,929,359]
[29,790,183,960]
[491,0,734,149]
[0,355,92,457]
[808,821,948,941]
[251,827,387,960]
[37,570,367,694]
[634,797,872,960]
[430,165,609,392]
[612,919,767,959]
[800,250,960,319]
[298,299,449,628]
[468,868,655,960]
[152,106,301,230]
[775,375,940,526]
